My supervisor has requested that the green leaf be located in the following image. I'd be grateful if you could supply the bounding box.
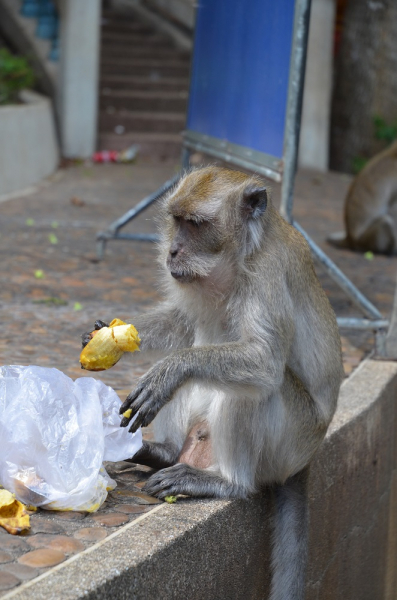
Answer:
[48,233,58,244]
[373,115,397,144]
[0,49,35,105]
[34,269,45,279]
[25,218,35,226]
[73,302,83,311]
[352,156,368,174]
[364,251,374,261]
[33,297,68,306]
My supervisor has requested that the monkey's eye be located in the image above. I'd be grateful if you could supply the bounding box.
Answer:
[185,219,200,228]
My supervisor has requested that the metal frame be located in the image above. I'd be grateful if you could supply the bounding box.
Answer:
[96,0,388,355]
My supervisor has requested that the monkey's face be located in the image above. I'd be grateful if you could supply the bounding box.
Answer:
[165,214,225,284]
[161,167,269,285]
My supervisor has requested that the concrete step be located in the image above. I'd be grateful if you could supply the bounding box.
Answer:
[102,10,138,20]
[99,110,185,133]
[98,131,183,158]
[101,46,190,60]
[100,89,188,112]
[101,56,189,68]
[101,60,190,78]
[101,31,172,46]
[100,74,190,92]
[101,20,153,34]
[97,8,191,160]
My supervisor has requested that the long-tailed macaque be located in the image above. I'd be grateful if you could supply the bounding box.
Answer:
[84,167,343,600]
[328,140,397,254]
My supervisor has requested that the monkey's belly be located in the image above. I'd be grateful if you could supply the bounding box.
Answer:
[177,420,212,469]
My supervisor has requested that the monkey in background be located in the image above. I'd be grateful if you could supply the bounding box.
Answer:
[84,167,343,600]
[328,140,397,254]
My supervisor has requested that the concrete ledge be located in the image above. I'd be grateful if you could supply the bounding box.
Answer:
[4,359,397,599]
[0,91,59,197]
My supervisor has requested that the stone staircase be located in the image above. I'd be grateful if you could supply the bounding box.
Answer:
[98,9,191,160]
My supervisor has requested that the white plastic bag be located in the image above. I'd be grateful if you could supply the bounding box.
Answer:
[0,365,142,512]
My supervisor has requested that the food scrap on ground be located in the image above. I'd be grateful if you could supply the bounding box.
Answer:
[164,496,178,504]
[0,489,31,535]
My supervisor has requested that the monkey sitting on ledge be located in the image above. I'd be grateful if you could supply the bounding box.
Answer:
[83,167,343,600]
[328,140,397,254]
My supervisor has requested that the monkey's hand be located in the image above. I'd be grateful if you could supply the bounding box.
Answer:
[81,320,109,348]
[119,357,180,433]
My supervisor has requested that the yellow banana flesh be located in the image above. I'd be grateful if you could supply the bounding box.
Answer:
[80,318,140,371]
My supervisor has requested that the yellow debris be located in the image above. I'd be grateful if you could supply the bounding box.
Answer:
[80,318,140,371]
[0,490,15,507]
[0,489,30,535]
[123,408,132,419]
[164,495,177,503]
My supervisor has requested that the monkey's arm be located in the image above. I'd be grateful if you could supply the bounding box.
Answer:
[132,304,194,351]
[82,305,194,353]
[120,332,290,433]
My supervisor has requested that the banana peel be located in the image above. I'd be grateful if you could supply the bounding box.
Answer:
[0,489,30,535]
[80,318,140,371]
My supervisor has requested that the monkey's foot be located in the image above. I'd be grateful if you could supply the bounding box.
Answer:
[143,463,247,499]
[128,441,179,470]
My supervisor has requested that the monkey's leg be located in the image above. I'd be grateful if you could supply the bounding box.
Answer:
[355,214,396,254]
[128,440,180,470]
[142,463,248,499]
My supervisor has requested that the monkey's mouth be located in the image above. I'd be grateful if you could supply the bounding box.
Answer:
[170,271,195,283]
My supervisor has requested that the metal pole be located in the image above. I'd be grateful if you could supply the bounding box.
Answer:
[337,318,389,330]
[181,147,191,172]
[294,221,383,320]
[280,0,312,223]
[96,173,180,259]
[384,272,397,358]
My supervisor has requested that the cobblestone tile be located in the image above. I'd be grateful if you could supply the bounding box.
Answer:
[91,513,129,527]
[73,527,108,542]
[114,504,153,515]
[0,537,28,554]
[27,534,85,554]
[0,552,12,564]
[30,519,65,535]
[4,563,38,581]
[44,511,87,521]
[18,548,66,568]
[0,572,20,591]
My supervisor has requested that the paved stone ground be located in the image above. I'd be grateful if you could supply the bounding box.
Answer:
[0,159,395,593]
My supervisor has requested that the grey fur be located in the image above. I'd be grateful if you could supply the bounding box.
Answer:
[117,167,343,599]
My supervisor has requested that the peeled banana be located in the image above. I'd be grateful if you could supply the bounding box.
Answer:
[80,318,140,371]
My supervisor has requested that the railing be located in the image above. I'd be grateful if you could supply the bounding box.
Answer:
[20,0,59,61]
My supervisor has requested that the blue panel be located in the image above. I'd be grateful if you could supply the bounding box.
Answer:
[186,0,295,160]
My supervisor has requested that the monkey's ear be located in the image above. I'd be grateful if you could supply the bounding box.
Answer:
[241,185,268,219]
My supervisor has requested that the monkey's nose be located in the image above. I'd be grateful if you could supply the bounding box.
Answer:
[169,242,181,257]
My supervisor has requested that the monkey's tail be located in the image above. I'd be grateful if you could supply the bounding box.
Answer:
[270,467,310,600]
